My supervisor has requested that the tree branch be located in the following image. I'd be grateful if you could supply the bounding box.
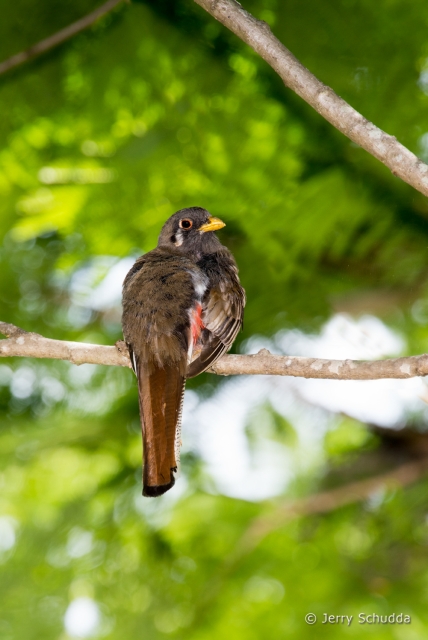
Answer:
[0,0,126,77]
[189,455,428,622]
[193,0,428,198]
[2,321,428,379]
[241,457,428,553]
[0,322,130,368]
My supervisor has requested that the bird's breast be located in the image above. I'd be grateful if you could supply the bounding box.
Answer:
[187,268,208,301]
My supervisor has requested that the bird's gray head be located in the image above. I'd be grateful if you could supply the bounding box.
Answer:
[158,207,225,259]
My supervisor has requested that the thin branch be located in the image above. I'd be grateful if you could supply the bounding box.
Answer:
[241,457,428,553]
[0,0,126,76]
[188,456,428,624]
[210,350,428,379]
[193,0,428,198]
[2,322,428,379]
[0,322,130,368]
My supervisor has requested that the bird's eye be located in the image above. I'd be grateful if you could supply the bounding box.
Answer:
[179,219,193,230]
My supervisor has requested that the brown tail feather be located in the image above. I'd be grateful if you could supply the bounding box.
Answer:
[137,361,186,497]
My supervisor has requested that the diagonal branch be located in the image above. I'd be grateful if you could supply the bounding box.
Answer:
[0,0,126,77]
[188,455,428,623]
[193,0,428,198]
[241,457,428,554]
[2,321,428,379]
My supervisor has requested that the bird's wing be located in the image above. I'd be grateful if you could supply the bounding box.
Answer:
[122,249,199,496]
[187,252,245,378]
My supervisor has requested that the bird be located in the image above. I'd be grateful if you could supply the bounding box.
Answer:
[122,207,246,497]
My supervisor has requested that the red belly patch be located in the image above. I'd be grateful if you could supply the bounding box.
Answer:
[191,303,204,345]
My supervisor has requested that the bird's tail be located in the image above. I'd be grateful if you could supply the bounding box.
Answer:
[137,360,186,497]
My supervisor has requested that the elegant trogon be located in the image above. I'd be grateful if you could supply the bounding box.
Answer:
[122,207,246,497]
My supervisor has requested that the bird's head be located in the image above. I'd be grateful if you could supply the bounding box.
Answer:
[158,207,226,258]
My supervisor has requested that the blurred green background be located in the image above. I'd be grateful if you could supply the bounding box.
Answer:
[2,0,428,638]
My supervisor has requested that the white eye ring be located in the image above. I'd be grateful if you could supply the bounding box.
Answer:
[179,219,193,230]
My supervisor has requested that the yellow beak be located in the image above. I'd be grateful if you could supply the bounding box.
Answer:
[199,216,226,233]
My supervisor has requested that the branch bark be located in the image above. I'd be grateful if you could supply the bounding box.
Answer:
[2,322,428,380]
[193,0,428,198]
[0,322,130,368]
[0,0,126,76]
